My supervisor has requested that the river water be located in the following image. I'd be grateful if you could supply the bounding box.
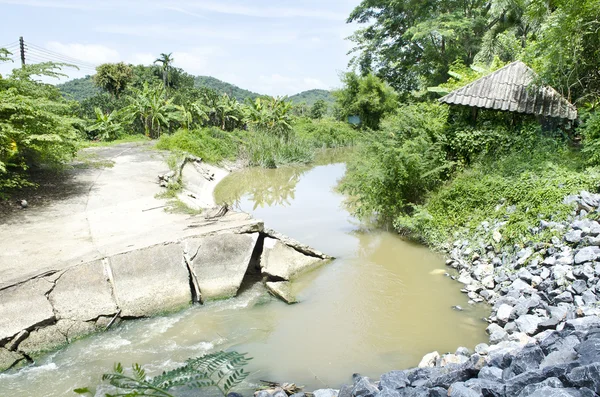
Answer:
[0,152,488,396]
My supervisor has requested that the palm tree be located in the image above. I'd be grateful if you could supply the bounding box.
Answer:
[154,53,174,93]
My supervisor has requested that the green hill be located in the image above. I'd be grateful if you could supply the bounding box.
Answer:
[288,89,335,107]
[194,76,261,102]
[57,76,99,101]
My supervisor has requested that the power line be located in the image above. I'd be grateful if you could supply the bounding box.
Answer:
[24,48,97,71]
[26,42,98,68]
[0,41,18,48]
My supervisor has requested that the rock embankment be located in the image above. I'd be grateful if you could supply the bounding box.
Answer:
[294,191,600,396]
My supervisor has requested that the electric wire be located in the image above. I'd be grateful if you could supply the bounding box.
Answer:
[26,43,98,67]
[25,48,97,69]
[24,49,97,71]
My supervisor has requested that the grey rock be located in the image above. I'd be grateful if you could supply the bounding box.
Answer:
[464,378,504,397]
[511,279,533,292]
[497,304,513,324]
[540,268,551,280]
[352,377,379,397]
[185,233,259,300]
[475,343,489,355]
[418,351,440,368]
[565,230,583,244]
[397,387,430,397]
[265,281,297,304]
[490,330,508,344]
[110,242,191,317]
[260,237,325,281]
[478,366,503,382]
[49,259,118,322]
[505,371,546,396]
[517,377,563,397]
[575,247,600,265]
[538,317,561,331]
[565,316,600,331]
[555,292,574,303]
[427,388,448,397]
[566,363,600,393]
[376,388,401,397]
[313,389,338,397]
[447,383,480,397]
[582,290,597,305]
[380,371,409,390]
[487,323,504,335]
[575,337,600,365]
[456,347,471,357]
[516,315,544,335]
[572,280,588,295]
[506,345,545,376]
[522,386,582,397]
[0,278,55,342]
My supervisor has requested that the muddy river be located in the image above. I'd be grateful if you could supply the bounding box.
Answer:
[0,153,488,396]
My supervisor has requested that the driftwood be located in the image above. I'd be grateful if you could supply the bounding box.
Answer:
[158,155,202,187]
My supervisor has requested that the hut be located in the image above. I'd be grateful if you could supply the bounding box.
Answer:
[439,61,577,121]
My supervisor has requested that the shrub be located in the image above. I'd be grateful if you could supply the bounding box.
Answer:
[294,118,361,149]
[581,110,600,165]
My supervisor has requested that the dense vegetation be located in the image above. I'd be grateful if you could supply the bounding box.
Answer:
[288,89,335,107]
[0,49,358,198]
[193,76,261,102]
[337,0,600,248]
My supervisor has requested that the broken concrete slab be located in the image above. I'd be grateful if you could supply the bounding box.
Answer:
[48,260,118,322]
[184,233,259,301]
[17,325,67,357]
[0,278,55,343]
[55,319,98,343]
[181,161,229,208]
[5,330,29,351]
[0,348,24,372]
[266,281,297,304]
[109,243,191,318]
[263,228,333,260]
[260,237,326,281]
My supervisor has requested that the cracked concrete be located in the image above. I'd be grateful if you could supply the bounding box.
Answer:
[0,142,332,371]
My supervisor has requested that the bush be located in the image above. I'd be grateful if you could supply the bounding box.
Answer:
[243,132,314,168]
[294,118,361,149]
[339,102,449,223]
[581,110,600,165]
[156,127,244,164]
[395,138,600,246]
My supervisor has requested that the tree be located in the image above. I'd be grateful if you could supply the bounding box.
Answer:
[333,72,397,130]
[124,83,177,138]
[93,62,133,99]
[310,99,328,119]
[86,107,123,141]
[0,61,80,192]
[154,53,174,94]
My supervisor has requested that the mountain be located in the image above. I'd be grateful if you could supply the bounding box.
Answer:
[194,76,261,102]
[288,89,335,107]
[57,76,99,102]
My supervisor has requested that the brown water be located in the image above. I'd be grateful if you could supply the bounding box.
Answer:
[0,154,488,396]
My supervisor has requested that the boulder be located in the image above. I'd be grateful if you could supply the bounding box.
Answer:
[515,315,544,335]
[185,233,259,300]
[447,383,480,397]
[48,260,118,321]
[418,351,440,368]
[497,304,513,324]
[575,247,600,265]
[0,278,55,343]
[313,389,338,397]
[478,366,503,382]
[575,337,600,365]
[260,237,324,281]
[380,371,409,390]
[517,378,563,397]
[564,230,583,244]
[463,378,505,397]
[564,316,600,331]
[109,243,191,317]
[505,345,545,376]
[504,371,546,396]
[352,377,379,397]
[566,363,600,393]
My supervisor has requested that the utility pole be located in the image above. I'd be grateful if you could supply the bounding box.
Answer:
[19,36,25,67]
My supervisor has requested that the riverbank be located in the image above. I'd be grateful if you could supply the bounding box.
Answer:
[300,191,600,396]
[0,143,332,373]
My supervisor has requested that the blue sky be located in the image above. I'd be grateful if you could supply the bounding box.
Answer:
[0,0,360,96]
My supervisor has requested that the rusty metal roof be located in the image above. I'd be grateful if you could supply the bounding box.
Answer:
[439,61,578,120]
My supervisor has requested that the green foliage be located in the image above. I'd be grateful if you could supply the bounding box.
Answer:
[86,107,124,141]
[581,111,600,165]
[0,60,80,194]
[310,99,328,119]
[156,127,241,164]
[396,139,600,246]
[57,75,100,101]
[75,351,252,397]
[288,89,335,107]
[333,72,397,130]
[244,132,314,168]
[93,63,134,99]
[194,76,261,102]
[294,118,361,149]
[245,97,294,139]
[339,103,449,223]
[124,83,178,138]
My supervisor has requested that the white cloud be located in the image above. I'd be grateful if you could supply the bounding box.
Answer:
[255,74,328,96]
[127,52,156,66]
[176,1,345,20]
[46,42,120,65]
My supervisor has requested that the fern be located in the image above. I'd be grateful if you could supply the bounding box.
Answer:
[74,351,252,397]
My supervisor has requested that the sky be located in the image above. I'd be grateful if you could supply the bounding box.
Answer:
[0,0,361,96]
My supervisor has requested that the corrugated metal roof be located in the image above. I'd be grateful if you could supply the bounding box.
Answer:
[439,61,578,120]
